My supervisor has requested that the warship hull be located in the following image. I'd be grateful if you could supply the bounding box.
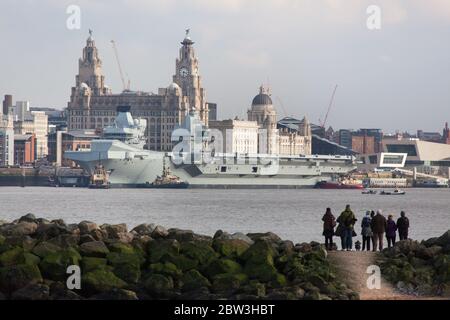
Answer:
[65,140,357,188]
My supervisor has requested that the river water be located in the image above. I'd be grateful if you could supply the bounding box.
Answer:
[0,187,448,243]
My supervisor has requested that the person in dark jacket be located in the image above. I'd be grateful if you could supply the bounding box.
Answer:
[322,208,336,250]
[386,215,398,248]
[396,211,410,240]
[361,211,373,251]
[371,210,387,251]
[370,210,376,249]
[337,204,356,251]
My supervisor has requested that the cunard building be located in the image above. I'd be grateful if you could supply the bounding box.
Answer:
[67,30,210,151]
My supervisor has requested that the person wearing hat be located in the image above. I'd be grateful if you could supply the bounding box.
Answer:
[361,211,373,251]
[371,210,387,251]
[386,214,398,248]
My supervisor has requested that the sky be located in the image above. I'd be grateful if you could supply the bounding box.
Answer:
[1,0,449,133]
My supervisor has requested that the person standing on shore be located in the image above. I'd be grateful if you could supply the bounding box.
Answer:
[337,204,356,251]
[371,210,387,251]
[370,210,376,249]
[361,211,373,251]
[397,211,410,240]
[386,215,398,248]
[322,208,336,250]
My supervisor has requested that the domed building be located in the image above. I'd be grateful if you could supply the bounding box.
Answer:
[247,85,312,156]
[248,86,279,154]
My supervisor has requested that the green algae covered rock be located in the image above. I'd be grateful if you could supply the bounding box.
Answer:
[161,253,198,272]
[31,242,61,258]
[147,239,180,263]
[82,268,127,295]
[144,273,174,296]
[212,239,250,259]
[181,270,211,292]
[205,258,242,278]
[212,273,248,293]
[0,247,40,267]
[0,263,43,294]
[81,257,108,273]
[107,252,141,284]
[149,262,182,279]
[39,248,81,281]
[180,241,218,266]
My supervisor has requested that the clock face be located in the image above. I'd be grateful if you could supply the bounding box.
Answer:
[180,67,189,77]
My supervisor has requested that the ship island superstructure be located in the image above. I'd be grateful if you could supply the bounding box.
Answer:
[65,106,357,188]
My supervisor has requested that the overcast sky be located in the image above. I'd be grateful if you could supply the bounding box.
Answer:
[1,0,449,133]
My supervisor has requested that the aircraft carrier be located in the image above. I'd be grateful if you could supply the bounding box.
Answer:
[65,107,357,188]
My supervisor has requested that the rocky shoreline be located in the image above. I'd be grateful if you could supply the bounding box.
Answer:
[0,214,358,300]
[378,231,450,297]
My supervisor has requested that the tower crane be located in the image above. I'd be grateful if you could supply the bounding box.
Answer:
[110,40,130,91]
[320,84,338,128]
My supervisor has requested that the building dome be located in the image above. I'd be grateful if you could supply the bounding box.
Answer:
[252,93,272,106]
[251,85,273,106]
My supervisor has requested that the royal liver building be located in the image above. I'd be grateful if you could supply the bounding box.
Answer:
[67,30,210,151]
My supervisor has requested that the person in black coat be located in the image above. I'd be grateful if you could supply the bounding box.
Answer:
[397,211,410,240]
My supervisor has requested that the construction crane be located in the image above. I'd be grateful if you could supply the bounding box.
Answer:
[320,84,338,128]
[110,40,130,91]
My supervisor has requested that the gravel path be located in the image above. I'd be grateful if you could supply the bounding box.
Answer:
[327,251,445,300]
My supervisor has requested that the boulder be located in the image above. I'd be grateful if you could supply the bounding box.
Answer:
[168,228,195,242]
[78,221,98,235]
[11,283,50,300]
[144,273,174,296]
[79,241,110,258]
[80,234,97,244]
[239,280,266,298]
[39,248,82,281]
[212,238,250,258]
[18,214,37,224]
[47,234,80,248]
[82,268,127,295]
[181,270,211,292]
[90,229,108,242]
[35,223,70,240]
[0,247,40,267]
[247,232,281,243]
[212,273,248,293]
[0,264,43,294]
[161,253,198,272]
[151,225,169,239]
[131,223,156,236]
[204,259,242,278]
[32,242,61,258]
[242,240,278,282]
[149,262,182,279]
[417,246,442,260]
[107,252,141,284]
[101,224,128,239]
[180,241,218,266]
[436,230,450,247]
[0,222,37,237]
[81,257,108,272]
[147,239,180,263]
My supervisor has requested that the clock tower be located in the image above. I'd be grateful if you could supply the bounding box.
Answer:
[173,29,208,125]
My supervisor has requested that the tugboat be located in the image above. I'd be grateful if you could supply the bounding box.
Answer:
[362,189,377,194]
[88,164,111,189]
[142,158,188,189]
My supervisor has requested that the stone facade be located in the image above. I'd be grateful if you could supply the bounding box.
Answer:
[67,30,210,151]
[209,119,259,154]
